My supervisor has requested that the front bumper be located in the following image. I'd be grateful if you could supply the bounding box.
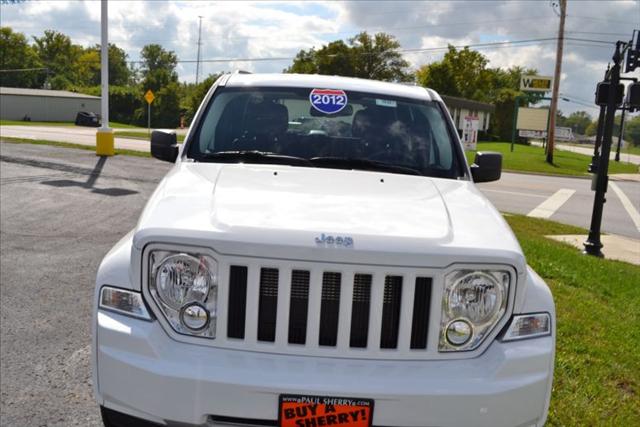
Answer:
[94,310,554,427]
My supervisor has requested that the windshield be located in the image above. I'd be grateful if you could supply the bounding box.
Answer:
[188,86,465,179]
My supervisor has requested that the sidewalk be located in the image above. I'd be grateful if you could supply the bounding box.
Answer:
[547,234,640,265]
[531,141,640,165]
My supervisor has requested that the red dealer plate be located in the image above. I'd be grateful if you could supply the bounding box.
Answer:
[279,395,374,427]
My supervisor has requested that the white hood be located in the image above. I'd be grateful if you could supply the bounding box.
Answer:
[134,163,525,270]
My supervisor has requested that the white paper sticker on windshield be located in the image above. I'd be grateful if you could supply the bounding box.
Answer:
[376,99,397,108]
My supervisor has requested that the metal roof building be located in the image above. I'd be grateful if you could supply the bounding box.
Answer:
[0,87,101,122]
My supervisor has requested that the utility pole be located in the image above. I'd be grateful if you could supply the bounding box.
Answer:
[546,0,567,164]
[195,16,203,85]
[96,0,114,156]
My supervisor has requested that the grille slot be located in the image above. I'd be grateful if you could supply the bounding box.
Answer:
[349,274,372,348]
[411,277,433,349]
[318,272,341,347]
[257,268,279,342]
[227,266,248,339]
[288,270,310,344]
[380,275,403,349]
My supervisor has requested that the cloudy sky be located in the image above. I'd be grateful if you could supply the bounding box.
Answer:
[1,0,639,116]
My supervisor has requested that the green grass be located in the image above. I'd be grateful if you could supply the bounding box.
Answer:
[466,142,638,176]
[506,215,640,426]
[114,130,185,142]
[0,137,150,157]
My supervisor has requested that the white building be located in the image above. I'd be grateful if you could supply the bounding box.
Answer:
[0,87,101,122]
[440,94,495,135]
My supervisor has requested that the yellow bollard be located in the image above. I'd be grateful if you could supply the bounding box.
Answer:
[96,129,115,156]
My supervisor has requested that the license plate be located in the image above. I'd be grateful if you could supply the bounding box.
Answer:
[279,394,373,427]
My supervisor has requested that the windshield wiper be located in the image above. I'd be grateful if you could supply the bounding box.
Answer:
[309,157,423,176]
[196,151,313,167]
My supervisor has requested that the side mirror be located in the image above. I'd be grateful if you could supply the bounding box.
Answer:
[471,151,502,183]
[151,130,178,163]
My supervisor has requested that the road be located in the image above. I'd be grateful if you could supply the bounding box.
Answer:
[0,142,171,426]
[0,142,638,426]
[531,140,640,165]
[0,125,153,152]
[478,172,640,239]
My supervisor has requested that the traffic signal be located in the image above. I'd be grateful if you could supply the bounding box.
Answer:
[595,81,624,106]
[627,82,640,110]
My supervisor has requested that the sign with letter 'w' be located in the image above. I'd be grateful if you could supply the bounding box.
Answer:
[520,75,553,92]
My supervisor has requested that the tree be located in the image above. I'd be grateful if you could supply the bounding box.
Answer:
[350,32,411,82]
[417,49,541,140]
[139,44,178,92]
[32,30,82,89]
[416,46,491,101]
[564,111,592,135]
[285,32,410,82]
[77,43,132,87]
[0,27,43,88]
[624,115,640,146]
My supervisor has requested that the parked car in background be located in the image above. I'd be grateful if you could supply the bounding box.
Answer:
[75,111,100,127]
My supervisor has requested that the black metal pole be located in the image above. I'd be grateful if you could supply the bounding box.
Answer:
[589,105,606,173]
[584,42,624,257]
[615,106,626,162]
[589,66,610,173]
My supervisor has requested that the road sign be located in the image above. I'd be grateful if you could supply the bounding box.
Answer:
[144,90,155,104]
[516,107,549,131]
[520,75,553,92]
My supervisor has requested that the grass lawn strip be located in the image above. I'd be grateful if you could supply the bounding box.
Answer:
[466,142,638,177]
[114,130,185,142]
[506,215,640,426]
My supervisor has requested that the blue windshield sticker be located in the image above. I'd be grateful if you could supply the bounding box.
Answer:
[309,89,348,114]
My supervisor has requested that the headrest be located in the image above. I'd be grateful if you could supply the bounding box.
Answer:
[352,107,394,137]
[243,100,289,136]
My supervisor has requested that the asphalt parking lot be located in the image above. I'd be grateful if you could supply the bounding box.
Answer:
[0,142,170,426]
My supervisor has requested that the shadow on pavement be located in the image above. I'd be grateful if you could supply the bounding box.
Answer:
[41,156,138,196]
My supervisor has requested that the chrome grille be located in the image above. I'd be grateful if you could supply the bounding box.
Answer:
[226,265,433,355]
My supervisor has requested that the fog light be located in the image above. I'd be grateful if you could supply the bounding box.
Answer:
[180,302,210,332]
[446,319,472,346]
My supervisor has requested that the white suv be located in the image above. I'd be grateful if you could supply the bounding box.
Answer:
[93,73,555,427]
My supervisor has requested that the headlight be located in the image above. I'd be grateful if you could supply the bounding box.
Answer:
[439,270,509,352]
[149,250,218,338]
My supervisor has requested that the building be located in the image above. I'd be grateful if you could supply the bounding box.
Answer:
[440,94,495,135]
[0,87,101,122]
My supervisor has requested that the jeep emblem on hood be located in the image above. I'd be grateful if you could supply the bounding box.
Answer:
[315,233,354,248]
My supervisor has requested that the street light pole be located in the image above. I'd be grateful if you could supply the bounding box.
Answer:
[584,42,624,257]
[96,0,114,156]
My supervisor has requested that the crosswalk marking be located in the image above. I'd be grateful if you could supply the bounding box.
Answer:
[527,188,576,219]
[610,182,640,232]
